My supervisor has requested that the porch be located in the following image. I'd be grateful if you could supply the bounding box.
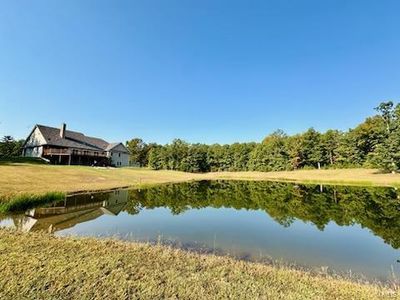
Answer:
[42,147,109,166]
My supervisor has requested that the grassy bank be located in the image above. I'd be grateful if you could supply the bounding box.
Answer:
[2,163,400,211]
[0,229,397,300]
[0,191,65,213]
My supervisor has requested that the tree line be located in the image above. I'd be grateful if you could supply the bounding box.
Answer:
[2,101,399,172]
[126,101,400,173]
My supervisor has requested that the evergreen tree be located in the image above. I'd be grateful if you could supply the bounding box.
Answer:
[0,136,24,158]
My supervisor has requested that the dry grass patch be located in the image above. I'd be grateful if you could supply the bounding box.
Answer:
[0,164,202,199]
[207,169,400,187]
[0,229,397,300]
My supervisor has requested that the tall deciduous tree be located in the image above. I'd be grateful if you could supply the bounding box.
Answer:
[126,138,149,167]
[249,130,290,171]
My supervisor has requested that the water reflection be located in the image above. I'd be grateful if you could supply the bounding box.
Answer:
[10,190,128,233]
[126,181,400,249]
[1,181,400,281]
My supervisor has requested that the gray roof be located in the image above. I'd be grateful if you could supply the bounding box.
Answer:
[33,125,117,151]
[105,142,120,151]
[105,142,130,154]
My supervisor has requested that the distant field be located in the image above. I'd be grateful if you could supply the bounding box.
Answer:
[2,163,400,199]
[0,229,396,300]
[209,168,400,187]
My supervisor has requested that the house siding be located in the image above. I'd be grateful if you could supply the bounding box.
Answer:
[109,151,129,167]
[24,146,43,157]
[108,144,129,167]
[24,127,46,157]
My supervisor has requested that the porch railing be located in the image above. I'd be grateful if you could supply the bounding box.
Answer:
[43,148,107,157]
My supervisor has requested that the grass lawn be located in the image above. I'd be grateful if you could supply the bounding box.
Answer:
[2,163,400,197]
[0,163,202,197]
[0,228,397,300]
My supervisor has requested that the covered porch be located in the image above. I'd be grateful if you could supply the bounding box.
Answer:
[42,147,109,166]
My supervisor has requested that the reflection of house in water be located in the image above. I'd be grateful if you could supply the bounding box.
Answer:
[14,190,129,233]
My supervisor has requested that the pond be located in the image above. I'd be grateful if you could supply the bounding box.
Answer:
[1,180,400,282]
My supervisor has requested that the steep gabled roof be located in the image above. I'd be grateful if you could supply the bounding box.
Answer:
[24,124,129,153]
[35,125,109,151]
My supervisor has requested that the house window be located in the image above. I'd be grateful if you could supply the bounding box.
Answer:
[118,153,121,157]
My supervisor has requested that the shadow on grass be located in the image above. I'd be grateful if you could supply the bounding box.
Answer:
[371,170,398,175]
[0,157,48,166]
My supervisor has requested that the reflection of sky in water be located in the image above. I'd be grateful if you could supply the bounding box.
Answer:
[56,207,400,281]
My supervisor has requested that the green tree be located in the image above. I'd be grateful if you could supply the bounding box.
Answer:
[286,134,303,170]
[0,136,24,158]
[181,144,209,172]
[320,130,341,166]
[371,103,400,172]
[249,130,290,171]
[336,116,386,167]
[230,143,256,171]
[148,146,164,170]
[375,101,394,134]
[126,138,149,167]
[207,144,234,171]
[301,128,324,168]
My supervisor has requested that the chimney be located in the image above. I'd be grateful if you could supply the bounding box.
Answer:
[60,123,66,138]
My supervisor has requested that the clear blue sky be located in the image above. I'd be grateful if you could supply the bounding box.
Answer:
[0,1,399,144]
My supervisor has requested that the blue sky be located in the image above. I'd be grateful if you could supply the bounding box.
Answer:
[0,1,399,144]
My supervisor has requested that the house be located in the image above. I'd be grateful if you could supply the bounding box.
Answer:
[22,123,130,167]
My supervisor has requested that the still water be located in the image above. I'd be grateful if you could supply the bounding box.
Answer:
[1,180,400,281]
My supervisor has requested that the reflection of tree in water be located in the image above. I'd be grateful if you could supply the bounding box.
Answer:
[124,181,400,249]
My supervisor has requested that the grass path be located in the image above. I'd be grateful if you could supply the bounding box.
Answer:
[0,229,397,300]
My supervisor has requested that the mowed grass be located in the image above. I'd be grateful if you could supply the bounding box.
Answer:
[2,163,400,200]
[0,163,203,198]
[0,229,397,300]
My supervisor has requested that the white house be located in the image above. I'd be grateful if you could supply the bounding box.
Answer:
[23,123,130,167]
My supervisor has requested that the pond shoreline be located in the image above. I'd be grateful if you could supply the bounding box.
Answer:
[3,180,399,283]
[0,228,396,299]
[2,164,400,212]
[2,165,400,298]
